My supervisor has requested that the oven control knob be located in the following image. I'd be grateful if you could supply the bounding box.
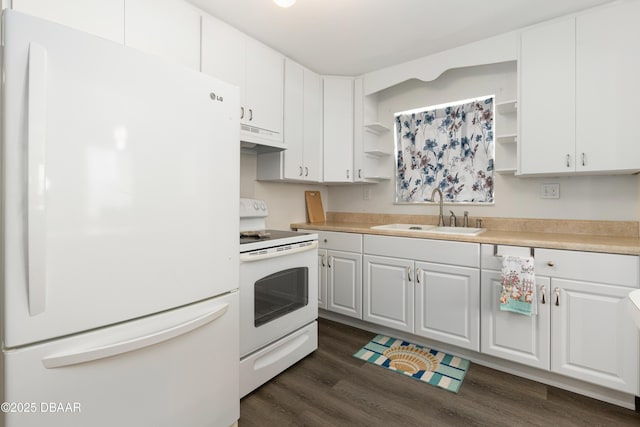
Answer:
[260,202,266,211]
[253,202,259,211]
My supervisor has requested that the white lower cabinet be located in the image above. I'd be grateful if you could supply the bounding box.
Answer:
[481,269,551,370]
[326,251,362,319]
[303,230,363,319]
[415,262,480,351]
[363,255,414,332]
[363,235,480,351]
[317,251,328,310]
[481,244,640,395]
[550,278,638,394]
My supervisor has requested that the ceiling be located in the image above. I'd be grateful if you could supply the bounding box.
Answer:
[187,0,615,76]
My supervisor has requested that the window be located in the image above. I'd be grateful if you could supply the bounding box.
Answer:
[395,95,495,204]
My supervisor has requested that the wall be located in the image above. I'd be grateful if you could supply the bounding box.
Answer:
[241,152,329,230]
[329,62,640,222]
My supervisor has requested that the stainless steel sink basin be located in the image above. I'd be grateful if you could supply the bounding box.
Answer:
[370,223,436,232]
[370,223,486,236]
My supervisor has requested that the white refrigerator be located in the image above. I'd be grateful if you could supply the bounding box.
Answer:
[1,11,240,427]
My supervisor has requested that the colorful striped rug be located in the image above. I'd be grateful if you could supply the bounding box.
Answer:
[353,335,470,393]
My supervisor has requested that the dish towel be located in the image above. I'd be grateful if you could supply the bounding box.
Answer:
[499,256,537,316]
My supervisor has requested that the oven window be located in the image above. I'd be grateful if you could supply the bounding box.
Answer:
[254,267,308,327]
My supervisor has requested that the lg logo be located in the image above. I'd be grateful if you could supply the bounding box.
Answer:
[209,92,224,102]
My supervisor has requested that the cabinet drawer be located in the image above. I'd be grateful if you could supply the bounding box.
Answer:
[364,235,479,268]
[299,230,362,252]
[535,248,639,288]
[481,244,534,271]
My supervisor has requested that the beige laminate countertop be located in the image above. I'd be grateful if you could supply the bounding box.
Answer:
[291,220,640,256]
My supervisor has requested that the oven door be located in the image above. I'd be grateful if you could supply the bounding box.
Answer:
[240,241,318,357]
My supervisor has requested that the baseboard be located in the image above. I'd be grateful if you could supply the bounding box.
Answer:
[319,310,637,410]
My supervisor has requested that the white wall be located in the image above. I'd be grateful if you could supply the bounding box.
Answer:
[329,62,640,221]
[241,152,329,229]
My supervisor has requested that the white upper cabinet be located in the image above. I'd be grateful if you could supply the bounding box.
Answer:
[519,1,640,175]
[202,15,284,148]
[244,38,284,141]
[256,58,321,181]
[282,59,323,181]
[12,0,125,44]
[575,0,640,173]
[518,17,575,175]
[124,0,201,71]
[323,77,354,183]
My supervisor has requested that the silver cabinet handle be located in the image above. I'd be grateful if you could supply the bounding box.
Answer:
[358,169,362,178]
[346,169,350,179]
[305,167,309,177]
[248,108,253,121]
[240,106,244,119]
[581,152,586,166]
[547,261,554,267]
[299,166,303,176]
[415,267,422,284]
[328,256,332,268]
[540,285,546,304]
[407,267,412,282]
[555,287,560,306]
[566,154,571,168]
[321,254,326,267]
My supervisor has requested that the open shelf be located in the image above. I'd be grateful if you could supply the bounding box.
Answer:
[365,149,392,158]
[496,99,517,114]
[497,133,517,144]
[495,168,516,175]
[364,122,391,135]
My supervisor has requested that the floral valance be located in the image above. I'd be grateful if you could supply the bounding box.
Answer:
[395,96,495,204]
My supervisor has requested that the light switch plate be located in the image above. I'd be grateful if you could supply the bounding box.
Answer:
[541,183,560,199]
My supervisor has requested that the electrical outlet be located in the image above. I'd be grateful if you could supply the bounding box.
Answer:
[541,183,560,199]
[363,187,371,201]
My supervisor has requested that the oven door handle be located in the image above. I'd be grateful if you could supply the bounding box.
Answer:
[240,241,318,262]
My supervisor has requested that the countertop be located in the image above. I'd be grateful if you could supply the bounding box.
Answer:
[291,214,640,255]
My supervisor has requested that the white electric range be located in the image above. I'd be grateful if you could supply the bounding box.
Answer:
[238,198,318,397]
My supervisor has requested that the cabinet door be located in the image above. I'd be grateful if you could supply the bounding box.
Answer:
[415,262,480,351]
[326,251,362,319]
[481,271,550,370]
[201,14,245,91]
[575,1,640,173]
[318,250,327,310]
[283,59,305,179]
[551,278,639,394]
[125,0,201,70]
[363,256,414,333]
[303,68,323,181]
[519,17,575,175]
[245,38,284,135]
[323,77,354,182]
[13,0,124,44]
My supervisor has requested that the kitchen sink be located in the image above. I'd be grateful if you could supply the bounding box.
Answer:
[370,223,436,232]
[427,226,486,236]
[370,223,486,236]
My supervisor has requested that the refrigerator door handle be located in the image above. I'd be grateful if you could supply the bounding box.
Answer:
[41,302,229,369]
[27,42,48,316]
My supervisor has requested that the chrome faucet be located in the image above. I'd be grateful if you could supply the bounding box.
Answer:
[431,188,445,226]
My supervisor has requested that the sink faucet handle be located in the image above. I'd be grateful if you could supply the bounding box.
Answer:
[449,210,456,227]
[463,211,469,228]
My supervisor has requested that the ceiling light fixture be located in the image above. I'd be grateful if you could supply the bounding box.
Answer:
[274,0,296,8]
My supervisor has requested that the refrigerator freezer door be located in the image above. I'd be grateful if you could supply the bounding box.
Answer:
[2,292,239,427]
[2,11,240,347]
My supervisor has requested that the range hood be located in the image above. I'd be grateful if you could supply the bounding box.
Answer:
[240,124,285,153]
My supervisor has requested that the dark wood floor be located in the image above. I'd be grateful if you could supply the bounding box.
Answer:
[239,319,640,426]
